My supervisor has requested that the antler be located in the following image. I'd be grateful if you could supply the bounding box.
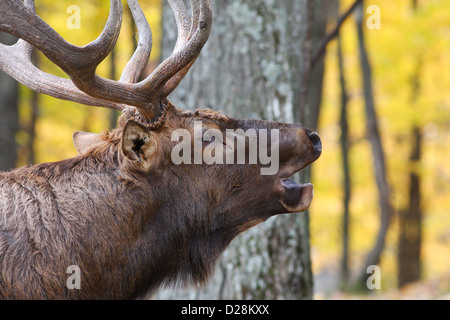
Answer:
[0,0,212,125]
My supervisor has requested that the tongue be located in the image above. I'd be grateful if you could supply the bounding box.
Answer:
[281,178,301,188]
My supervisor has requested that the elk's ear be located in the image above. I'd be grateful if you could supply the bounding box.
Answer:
[73,132,103,155]
[122,120,159,169]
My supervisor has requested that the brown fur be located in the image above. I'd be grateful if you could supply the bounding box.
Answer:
[0,104,320,299]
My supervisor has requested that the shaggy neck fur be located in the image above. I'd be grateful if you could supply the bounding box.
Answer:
[0,128,228,299]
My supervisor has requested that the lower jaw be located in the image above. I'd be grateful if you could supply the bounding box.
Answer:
[279,179,314,213]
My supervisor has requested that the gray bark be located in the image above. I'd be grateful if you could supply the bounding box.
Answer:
[158,0,325,299]
[0,32,19,171]
[26,50,40,166]
[335,3,352,288]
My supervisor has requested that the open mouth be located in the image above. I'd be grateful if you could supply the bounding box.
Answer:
[276,130,321,213]
[279,178,314,213]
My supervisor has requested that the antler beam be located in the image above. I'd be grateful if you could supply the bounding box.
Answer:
[0,0,212,123]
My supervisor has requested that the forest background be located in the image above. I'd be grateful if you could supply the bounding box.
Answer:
[0,0,449,299]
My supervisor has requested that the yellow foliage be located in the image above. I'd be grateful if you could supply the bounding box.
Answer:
[312,0,450,293]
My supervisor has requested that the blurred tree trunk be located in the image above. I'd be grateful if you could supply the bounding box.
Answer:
[398,0,422,288]
[334,0,352,288]
[158,0,327,299]
[398,127,422,287]
[108,48,120,129]
[355,1,394,286]
[26,51,40,166]
[0,33,19,171]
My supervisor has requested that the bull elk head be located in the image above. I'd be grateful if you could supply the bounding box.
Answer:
[0,0,321,299]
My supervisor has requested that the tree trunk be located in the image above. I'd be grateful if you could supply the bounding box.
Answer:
[158,0,325,299]
[26,50,40,166]
[336,5,352,288]
[0,32,19,171]
[108,48,121,130]
[398,126,422,288]
[398,1,422,286]
[355,1,394,286]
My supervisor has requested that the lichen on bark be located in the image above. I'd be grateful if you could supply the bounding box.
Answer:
[158,0,319,300]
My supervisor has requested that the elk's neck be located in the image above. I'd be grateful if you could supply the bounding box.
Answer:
[1,155,228,298]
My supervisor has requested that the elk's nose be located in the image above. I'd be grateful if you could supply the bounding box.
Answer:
[307,131,322,160]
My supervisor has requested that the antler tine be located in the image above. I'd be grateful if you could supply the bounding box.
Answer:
[120,0,152,84]
[0,0,127,110]
[0,0,125,110]
[0,0,162,120]
[0,42,125,110]
[158,0,203,98]
[0,0,122,74]
[139,0,212,98]
[168,0,191,53]
[0,0,212,124]
[14,0,35,58]
[188,0,201,39]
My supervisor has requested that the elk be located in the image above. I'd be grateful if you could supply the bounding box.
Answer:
[0,0,322,299]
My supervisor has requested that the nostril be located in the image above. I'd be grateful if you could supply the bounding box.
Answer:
[307,132,322,159]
